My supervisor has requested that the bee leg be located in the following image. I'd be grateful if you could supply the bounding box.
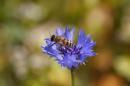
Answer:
[66,46,72,52]
[58,47,64,54]
[49,43,56,47]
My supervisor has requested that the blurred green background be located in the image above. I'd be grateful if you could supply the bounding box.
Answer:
[0,0,130,86]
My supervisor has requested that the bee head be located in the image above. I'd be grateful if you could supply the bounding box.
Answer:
[51,35,55,41]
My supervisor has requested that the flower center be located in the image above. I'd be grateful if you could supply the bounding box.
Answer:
[58,45,82,55]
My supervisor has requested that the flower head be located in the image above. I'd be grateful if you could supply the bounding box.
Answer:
[42,27,96,69]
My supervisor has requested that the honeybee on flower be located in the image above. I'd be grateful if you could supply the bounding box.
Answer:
[41,26,96,69]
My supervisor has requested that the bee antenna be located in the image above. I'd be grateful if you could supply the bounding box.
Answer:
[49,32,52,36]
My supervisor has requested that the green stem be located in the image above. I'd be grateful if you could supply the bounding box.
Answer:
[71,69,74,86]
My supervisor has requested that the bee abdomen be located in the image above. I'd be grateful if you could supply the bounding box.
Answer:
[50,35,75,47]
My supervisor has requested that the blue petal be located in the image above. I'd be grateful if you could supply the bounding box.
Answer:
[69,28,75,41]
[81,41,96,56]
[83,41,95,50]
[64,27,75,41]
[78,54,87,62]
[42,45,63,60]
[77,29,87,47]
[59,54,80,68]
[45,38,53,45]
[80,51,96,58]
[78,51,96,62]
[55,27,65,36]
[42,45,56,56]
[85,34,91,43]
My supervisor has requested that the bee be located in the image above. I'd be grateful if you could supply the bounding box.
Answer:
[50,35,75,47]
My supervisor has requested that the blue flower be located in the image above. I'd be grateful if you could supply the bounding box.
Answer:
[41,27,96,69]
